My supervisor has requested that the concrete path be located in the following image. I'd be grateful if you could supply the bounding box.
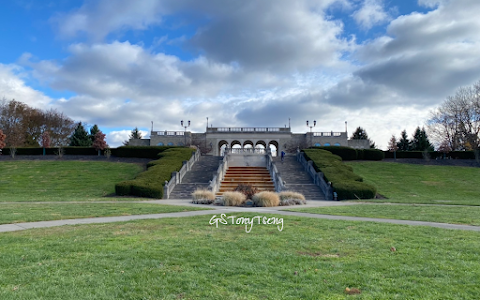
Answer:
[1,200,480,233]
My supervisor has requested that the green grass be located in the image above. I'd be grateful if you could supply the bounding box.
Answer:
[1,215,479,299]
[290,204,480,226]
[346,161,480,205]
[0,203,209,224]
[0,161,143,202]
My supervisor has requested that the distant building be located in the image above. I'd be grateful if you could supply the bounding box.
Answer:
[129,126,369,156]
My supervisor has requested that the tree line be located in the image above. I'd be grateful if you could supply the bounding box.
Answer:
[0,98,106,152]
[388,127,433,152]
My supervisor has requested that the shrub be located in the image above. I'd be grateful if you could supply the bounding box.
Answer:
[361,149,385,161]
[334,181,377,200]
[63,147,98,155]
[315,146,358,160]
[114,148,194,199]
[303,149,377,200]
[278,191,306,202]
[115,181,132,195]
[253,191,280,207]
[111,146,177,159]
[234,184,258,200]
[192,189,216,204]
[223,191,247,206]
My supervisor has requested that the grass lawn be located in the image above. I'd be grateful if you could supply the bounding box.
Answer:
[346,161,480,205]
[0,203,209,224]
[0,214,479,299]
[289,204,480,226]
[0,161,143,202]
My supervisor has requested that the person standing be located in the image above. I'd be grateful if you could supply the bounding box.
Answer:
[281,150,286,162]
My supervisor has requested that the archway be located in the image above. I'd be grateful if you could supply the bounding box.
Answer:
[218,140,228,156]
[268,140,279,157]
[255,141,267,153]
[231,140,242,153]
[243,140,254,153]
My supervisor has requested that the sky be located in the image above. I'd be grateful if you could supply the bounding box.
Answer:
[1,0,480,149]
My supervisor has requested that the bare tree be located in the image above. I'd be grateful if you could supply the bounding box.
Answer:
[0,99,27,148]
[191,135,213,155]
[429,81,480,150]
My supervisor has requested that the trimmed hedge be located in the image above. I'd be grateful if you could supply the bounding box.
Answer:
[115,148,195,198]
[360,149,385,161]
[383,150,480,160]
[303,149,377,200]
[313,146,385,161]
[313,146,357,160]
[1,147,59,156]
[111,146,178,159]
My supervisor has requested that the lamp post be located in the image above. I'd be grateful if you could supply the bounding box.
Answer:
[306,120,316,132]
[307,120,316,147]
[181,120,190,146]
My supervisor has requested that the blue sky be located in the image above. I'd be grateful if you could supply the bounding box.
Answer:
[1,0,479,148]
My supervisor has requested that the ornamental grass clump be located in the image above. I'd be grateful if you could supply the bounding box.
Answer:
[234,184,258,200]
[222,191,247,206]
[191,189,216,204]
[253,191,280,207]
[278,191,306,206]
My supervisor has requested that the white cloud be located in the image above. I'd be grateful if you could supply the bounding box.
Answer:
[107,129,149,147]
[0,64,52,109]
[352,0,390,30]
[51,0,164,41]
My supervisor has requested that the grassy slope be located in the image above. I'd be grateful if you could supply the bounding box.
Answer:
[0,161,143,202]
[290,204,480,226]
[0,203,209,224]
[1,215,479,299]
[345,161,480,205]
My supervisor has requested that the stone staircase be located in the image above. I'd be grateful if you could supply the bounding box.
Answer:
[217,166,275,196]
[274,156,325,200]
[169,156,223,199]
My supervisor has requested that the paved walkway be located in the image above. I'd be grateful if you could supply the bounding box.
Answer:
[1,200,480,233]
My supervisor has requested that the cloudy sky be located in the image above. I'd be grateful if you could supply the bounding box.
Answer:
[1,0,480,149]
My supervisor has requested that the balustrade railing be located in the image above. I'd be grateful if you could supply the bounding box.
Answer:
[208,127,288,133]
[224,147,267,155]
[313,132,343,137]
[152,131,185,136]
[296,151,334,200]
[209,155,228,194]
[266,153,285,192]
[163,150,200,199]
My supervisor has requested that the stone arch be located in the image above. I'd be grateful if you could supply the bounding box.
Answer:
[231,140,242,148]
[324,143,330,147]
[167,142,174,146]
[231,140,242,153]
[243,140,254,149]
[268,140,279,157]
[334,143,340,146]
[157,142,164,146]
[314,143,321,147]
[218,140,228,156]
[254,140,266,153]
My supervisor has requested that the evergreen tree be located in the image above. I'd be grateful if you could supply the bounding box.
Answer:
[396,130,411,151]
[89,124,100,143]
[69,122,92,146]
[351,126,376,148]
[411,127,434,151]
[130,127,143,139]
[351,127,368,140]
